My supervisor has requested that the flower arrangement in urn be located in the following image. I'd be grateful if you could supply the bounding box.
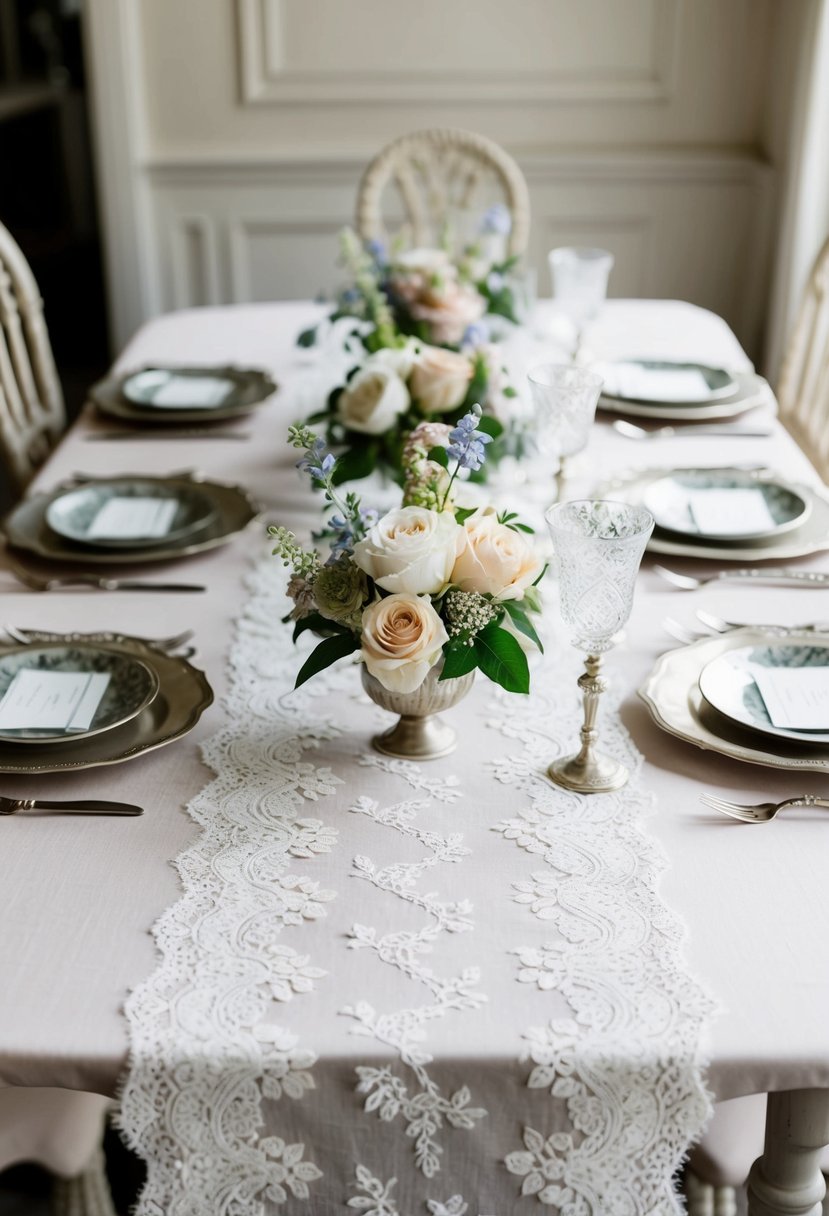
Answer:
[270,408,545,758]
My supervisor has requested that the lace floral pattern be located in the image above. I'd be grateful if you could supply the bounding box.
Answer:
[489,665,717,1213]
[117,559,342,1214]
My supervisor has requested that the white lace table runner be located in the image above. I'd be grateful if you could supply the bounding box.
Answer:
[118,553,716,1215]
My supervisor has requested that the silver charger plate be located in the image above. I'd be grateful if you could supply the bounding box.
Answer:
[0,633,213,772]
[0,642,159,744]
[699,641,829,745]
[91,365,277,425]
[600,360,737,404]
[639,627,829,773]
[3,474,259,565]
[45,479,218,550]
[597,371,771,422]
[642,469,809,542]
[596,466,829,562]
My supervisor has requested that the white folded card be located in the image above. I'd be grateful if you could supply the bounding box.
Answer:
[86,497,178,540]
[752,666,829,730]
[606,365,713,402]
[150,376,235,408]
[0,670,111,732]
[687,488,776,536]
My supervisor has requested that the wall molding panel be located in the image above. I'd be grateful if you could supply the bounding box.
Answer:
[237,0,680,106]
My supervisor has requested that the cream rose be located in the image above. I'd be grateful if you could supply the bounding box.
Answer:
[337,363,409,435]
[361,592,448,693]
[451,506,544,601]
[352,505,463,594]
[409,345,474,414]
[393,247,453,277]
[409,281,486,347]
[368,340,421,380]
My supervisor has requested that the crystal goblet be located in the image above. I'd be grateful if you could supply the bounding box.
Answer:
[548,246,614,358]
[545,499,654,793]
[527,364,603,503]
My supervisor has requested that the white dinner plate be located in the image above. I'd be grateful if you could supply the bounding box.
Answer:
[597,371,770,422]
[699,642,829,745]
[643,469,810,542]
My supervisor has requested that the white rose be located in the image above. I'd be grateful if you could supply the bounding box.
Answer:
[409,345,474,414]
[451,506,544,601]
[352,505,463,594]
[337,364,409,435]
[368,340,421,379]
[393,247,453,276]
[361,592,448,693]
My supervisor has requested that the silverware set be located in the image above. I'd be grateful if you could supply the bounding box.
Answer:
[653,563,829,590]
[613,419,772,441]
[700,794,829,824]
[0,796,143,816]
[86,430,251,441]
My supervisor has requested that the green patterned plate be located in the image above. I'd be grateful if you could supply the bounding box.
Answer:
[700,641,829,745]
[643,469,810,542]
[45,479,218,550]
[0,643,159,744]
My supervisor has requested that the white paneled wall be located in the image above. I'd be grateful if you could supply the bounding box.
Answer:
[86,0,782,357]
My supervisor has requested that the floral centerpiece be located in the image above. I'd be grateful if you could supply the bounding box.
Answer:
[269,409,545,727]
[299,205,523,355]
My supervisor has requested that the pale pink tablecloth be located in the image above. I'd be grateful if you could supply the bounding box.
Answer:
[2,298,828,1116]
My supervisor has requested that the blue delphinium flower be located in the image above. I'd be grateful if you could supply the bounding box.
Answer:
[366,239,387,265]
[447,406,493,472]
[480,204,512,237]
[486,270,505,294]
[461,320,490,350]
[296,436,335,481]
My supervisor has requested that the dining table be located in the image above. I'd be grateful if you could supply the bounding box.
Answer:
[2,297,829,1216]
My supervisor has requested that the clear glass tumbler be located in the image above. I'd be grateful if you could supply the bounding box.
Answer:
[545,499,654,793]
[527,364,604,502]
[548,246,614,356]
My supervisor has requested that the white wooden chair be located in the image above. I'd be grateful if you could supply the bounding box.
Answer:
[355,128,530,258]
[777,234,829,482]
[0,218,65,493]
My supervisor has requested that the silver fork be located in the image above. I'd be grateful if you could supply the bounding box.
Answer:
[696,609,829,634]
[613,420,772,441]
[662,618,705,645]
[0,796,143,816]
[1,625,195,651]
[653,564,829,590]
[700,793,829,823]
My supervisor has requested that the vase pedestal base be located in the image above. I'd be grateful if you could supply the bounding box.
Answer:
[547,749,628,794]
[372,713,457,761]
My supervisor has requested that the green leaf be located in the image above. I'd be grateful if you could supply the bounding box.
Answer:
[454,506,476,525]
[426,445,449,468]
[476,414,503,440]
[438,641,479,681]
[502,600,544,654]
[473,623,530,694]
[296,326,318,348]
[330,441,379,485]
[292,612,350,643]
[295,633,360,688]
[304,409,330,425]
[502,386,518,398]
[461,361,489,413]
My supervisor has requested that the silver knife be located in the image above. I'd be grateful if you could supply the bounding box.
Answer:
[85,431,251,441]
[712,569,829,588]
[0,797,143,816]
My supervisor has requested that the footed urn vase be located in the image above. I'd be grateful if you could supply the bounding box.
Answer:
[361,663,475,760]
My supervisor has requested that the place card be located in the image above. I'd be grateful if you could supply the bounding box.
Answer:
[607,364,713,403]
[687,488,776,536]
[150,375,235,408]
[0,670,111,732]
[752,666,829,730]
[86,497,178,540]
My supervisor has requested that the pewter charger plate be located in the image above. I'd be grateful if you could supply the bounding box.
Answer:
[699,642,829,745]
[597,371,770,422]
[600,360,737,404]
[3,475,259,565]
[639,627,829,773]
[91,365,277,425]
[0,642,159,744]
[45,479,218,549]
[642,469,810,542]
[0,634,213,772]
[596,466,829,562]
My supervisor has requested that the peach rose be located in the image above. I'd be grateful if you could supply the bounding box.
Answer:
[409,345,474,414]
[408,280,486,346]
[451,506,544,602]
[361,592,448,693]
